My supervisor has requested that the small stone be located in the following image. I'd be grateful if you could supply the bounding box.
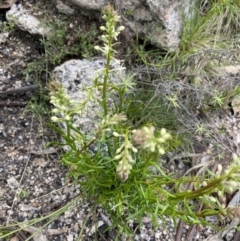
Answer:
[142,216,152,224]
[67,233,74,241]
[155,231,161,239]
[56,0,74,15]
[162,230,167,235]
[7,177,19,189]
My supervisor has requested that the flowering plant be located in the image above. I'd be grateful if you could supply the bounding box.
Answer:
[47,4,240,237]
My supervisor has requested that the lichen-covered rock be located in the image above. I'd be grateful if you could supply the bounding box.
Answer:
[53,58,124,138]
[68,0,197,51]
[6,4,50,36]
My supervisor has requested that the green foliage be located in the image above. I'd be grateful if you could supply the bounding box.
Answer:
[124,8,134,18]
[206,0,240,36]
[0,18,15,33]
[133,0,240,79]
[40,19,99,65]
[24,16,100,79]
[17,189,29,199]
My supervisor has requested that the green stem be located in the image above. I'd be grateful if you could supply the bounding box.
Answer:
[171,173,230,200]
[102,36,113,116]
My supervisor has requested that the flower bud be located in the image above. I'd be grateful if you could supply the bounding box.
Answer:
[64,115,71,121]
[158,137,165,143]
[100,26,107,31]
[163,133,171,140]
[202,181,207,187]
[232,153,238,161]
[117,26,125,32]
[216,164,223,177]
[157,147,165,155]
[160,128,167,135]
[208,196,217,203]
[51,116,59,122]
[94,46,101,51]
[113,132,120,137]
[131,146,138,153]
[114,154,122,160]
[52,108,59,113]
[116,160,131,182]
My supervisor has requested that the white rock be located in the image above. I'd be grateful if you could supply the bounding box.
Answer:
[86,220,104,236]
[53,58,124,140]
[67,233,74,241]
[6,4,50,36]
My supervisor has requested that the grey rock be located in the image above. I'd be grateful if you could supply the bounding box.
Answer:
[53,58,124,139]
[0,33,9,44]
[69,0,105,11]
[6,4,50,36]
[19,204,39,212]
[7,176,19,189]
[0,186,6,196]
[68,0,198,50]
[56,0,75,15]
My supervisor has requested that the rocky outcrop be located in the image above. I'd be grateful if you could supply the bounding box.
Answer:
[68,0,198,51]
[6,4,50,36]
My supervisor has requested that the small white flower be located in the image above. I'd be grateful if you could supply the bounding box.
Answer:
[116,144,124,154]
[126,153,135,164]
[158,137,166,143]
[117,26,125,32]
[94,46,101,51]
[64,115,71,121]
[114,154,122,160]
[113,132,120,137]
[52,108,59,113]
[232,153,238,161]
[216,164,223,176]
[100,26,107,31]
[160,128,167,135]
[51,116,59,122]
[157,147,165,155]
[163,133,171,139]
[208,196,217,203]
[131,146,138,153]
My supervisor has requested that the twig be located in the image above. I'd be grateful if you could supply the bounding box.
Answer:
[0,85,39,97]
[233,231,240,241]
[175,219,184,241]
[0,101,28,106]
